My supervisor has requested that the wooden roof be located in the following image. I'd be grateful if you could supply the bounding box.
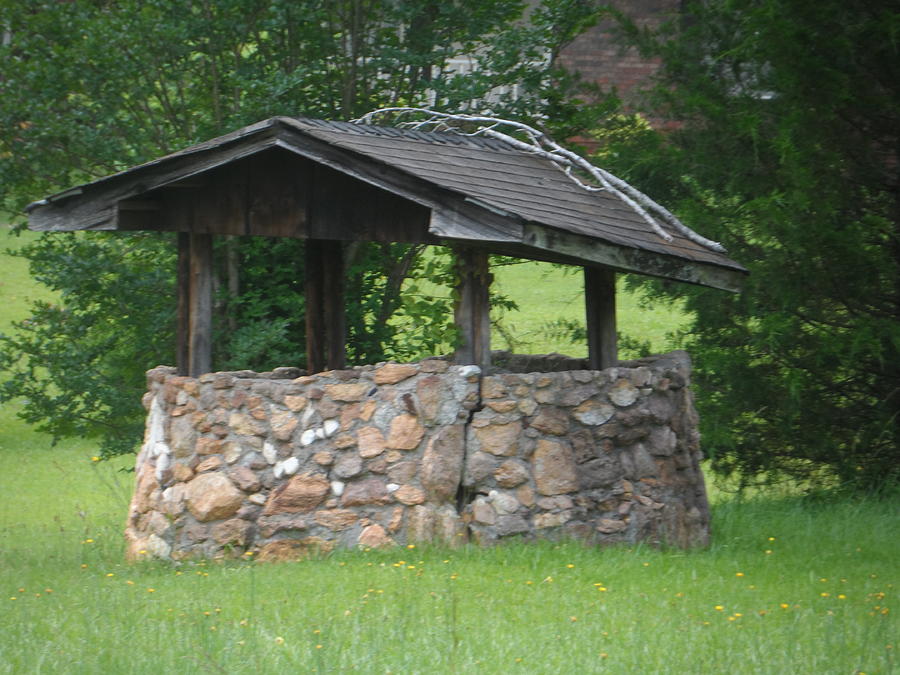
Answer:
[26,116,745,291]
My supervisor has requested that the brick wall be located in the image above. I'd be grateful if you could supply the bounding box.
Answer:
[558,0,680,113]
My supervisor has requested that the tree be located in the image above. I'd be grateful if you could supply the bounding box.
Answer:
[604,0,900,488]
[0,0,606,456]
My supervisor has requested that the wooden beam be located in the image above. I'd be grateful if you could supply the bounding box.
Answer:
[453,247,492,369]
[523,223,746,293]
[584,266,617,370]
[176,232,191,376]
[28,121,280,232]
[322,240,346,370]
[273,130,523,242]
[305,240,326,375]
[188,233,213,377]
[305,239,347,373]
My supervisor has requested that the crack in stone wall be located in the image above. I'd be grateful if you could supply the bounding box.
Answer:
[125,351,709,562]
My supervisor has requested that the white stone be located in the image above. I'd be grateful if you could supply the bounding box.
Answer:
[273,462,285,479]
[315,427,326,440]
[154,453,170,481]
[161,484,186,512]
[331,480,345,496]
[323,419,340,437]
[301,429,317,446]
[175,390,189,406]
[489,489,520,515]
[262,441,277,465]
[146,533,171,559]
[573,402,615,426]
[133,448,147,473]
[143,396,165,456]
[386,483,400,493]
[534,511,571,529]
[248,493,267,505]
[458,365,481,379]
[609,379,640,407]
[152,440,171,458]
[223,443,241,464]
[282,456,300,476]
[301,404,316,428]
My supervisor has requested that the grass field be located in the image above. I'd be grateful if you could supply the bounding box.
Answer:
[1,226,897,673]
[401,249,690,358]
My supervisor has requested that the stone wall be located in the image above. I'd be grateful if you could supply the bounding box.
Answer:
[125,351,709,562]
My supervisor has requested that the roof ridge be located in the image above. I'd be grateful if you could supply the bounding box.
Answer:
[287,116,518,153]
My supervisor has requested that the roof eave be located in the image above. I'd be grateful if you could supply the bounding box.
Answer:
[520,222,747,293]
[25,116,746,292]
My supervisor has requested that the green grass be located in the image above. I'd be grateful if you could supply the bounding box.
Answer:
[0,226,57,334]
[1,229,897,673]
[0,445,895,673]
[490,259,689,357]
[401,250,690,359]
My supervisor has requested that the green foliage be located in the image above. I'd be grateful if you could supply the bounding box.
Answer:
[0,0,608,455]
[0,232,175,457]
[604,0,900,488]
[0,0,603,214]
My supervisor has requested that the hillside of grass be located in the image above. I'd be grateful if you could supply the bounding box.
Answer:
[0,227,896,673]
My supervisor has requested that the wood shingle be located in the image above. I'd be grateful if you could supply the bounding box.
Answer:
[27,116,745,291]
[25,116,746,375]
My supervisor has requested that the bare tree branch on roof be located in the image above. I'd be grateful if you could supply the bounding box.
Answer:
[352,107,727,253]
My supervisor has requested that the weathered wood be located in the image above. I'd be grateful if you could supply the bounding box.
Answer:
[188,233,213,377]
[584,266,617,370]
[274,130,523,243]
[191,160,247,236]
[176,232,191,376]
[305,240,326,375]
[524,222,745,293]
[29,121,280,232]
[119,147,437,244]
[308,161,434,243]
[246,150,310,238]
[321,240,346,370]
[453,247,492,369]
[305,239,347,372]
[27,116,746,294]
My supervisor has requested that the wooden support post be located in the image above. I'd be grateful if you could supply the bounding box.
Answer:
[584,266,617,370]
[188,233,213,377]
[322,241,346,370]
[306,239,346,373]
[176,232,191,376]
[305,240,326,375]
[453,247,492,369]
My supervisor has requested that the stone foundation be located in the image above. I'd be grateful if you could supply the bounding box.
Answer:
[125,351,709,561]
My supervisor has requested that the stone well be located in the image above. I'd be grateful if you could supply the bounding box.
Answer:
[125,351,710,561]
